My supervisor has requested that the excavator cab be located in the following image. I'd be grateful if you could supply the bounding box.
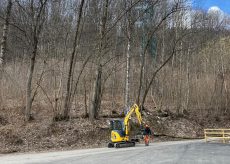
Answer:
[109,120,126,143]
[110,120,125,137]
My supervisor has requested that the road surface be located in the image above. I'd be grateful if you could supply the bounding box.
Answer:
[1,140,230,164]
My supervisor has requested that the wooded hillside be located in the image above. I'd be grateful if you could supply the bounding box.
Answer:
[0,0,230,153]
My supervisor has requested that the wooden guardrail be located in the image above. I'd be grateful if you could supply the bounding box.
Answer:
[204,129,230,143]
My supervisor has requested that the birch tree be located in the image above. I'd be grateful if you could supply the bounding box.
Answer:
[0,0,12,66]
[124,0,133,108]
[0,0,12,109]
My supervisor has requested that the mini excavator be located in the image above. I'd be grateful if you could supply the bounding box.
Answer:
[108,104,143,148]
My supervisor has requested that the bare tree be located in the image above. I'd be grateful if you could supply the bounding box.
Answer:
[24,0,49,121]
[137,0,181,107]
[0,0,12,66]
[62,0,85,120]
[89,0,109,120]
[0,0,12,109]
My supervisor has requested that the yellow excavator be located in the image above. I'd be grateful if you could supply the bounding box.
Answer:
[108,104,143,148]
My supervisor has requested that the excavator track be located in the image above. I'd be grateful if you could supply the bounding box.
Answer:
[113,142,135,148]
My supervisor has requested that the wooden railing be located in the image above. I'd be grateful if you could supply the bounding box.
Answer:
[204,129,230,143]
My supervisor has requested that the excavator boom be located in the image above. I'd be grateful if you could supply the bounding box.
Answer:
[124,104,142,137]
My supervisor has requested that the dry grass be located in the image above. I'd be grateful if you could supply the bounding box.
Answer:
[0,105,110,153]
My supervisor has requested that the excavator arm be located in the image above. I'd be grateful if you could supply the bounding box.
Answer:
[124,104,142,136]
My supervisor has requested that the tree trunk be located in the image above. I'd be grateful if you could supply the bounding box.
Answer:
[185,47,190,110]
[89,65,102,120]
[83,77,88,117]
[125,35,131,108]
[25,43,38,121]
[124,0,132,108]
[0,0,12,109]
[0,0,12,66]
[111,65,116,112]
[137,42,145,107]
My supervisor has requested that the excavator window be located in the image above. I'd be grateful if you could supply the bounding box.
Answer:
[110,120,123,130]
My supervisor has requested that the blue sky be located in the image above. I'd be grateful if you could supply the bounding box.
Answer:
[193,0,230,14]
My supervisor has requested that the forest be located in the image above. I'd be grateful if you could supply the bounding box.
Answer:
[0,0,230,152]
